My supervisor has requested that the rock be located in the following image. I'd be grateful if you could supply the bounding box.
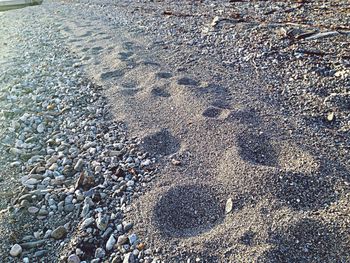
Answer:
[37,123,45,133]
[74,159,84,171]
[305,31,339,40]
[20,240,46,249]
[51,226,67,240]
[128,234,138,245]
[171,159,181,166]
[10,244,22,257]
[225,198,233,214]
[327,112,335,122]
[94,247,105,258]
[96,213,108,231]
[123,252,135,263]
[81,217,94,228]
[211,16,220,27]
[67,254,81,263]
[117,235,128,246]
[28,206,39,214]
[123,221,133,232]
[106,234,116,251]
[112,255,123,263]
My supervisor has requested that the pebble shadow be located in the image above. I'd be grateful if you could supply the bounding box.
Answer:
[153,185,224,238]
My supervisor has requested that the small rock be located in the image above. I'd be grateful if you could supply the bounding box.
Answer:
[28,206,39,214]
[327,112,335,122]
[51,226,67,240]
[81,217,94,228]
[37,123,45,133]
[67,254,81,263]
[123,252,135,263]
[95,247,105,258]
[112,255,123,263]
[211,16,220,27]
[171,159,181,166]
[74,159,84,171]
[117,235,128,246]
[10,244,22,257]
[106,234,116,251]
[128,234,138,245]
[225,198,233,214]
[96,213,108,231]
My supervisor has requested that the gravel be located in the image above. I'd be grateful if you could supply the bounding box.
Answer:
[0,3,155,262]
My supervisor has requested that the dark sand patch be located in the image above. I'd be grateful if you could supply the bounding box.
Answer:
[153,184,224,238]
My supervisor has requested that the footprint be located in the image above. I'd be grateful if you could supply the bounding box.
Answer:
[142,60,161,67]
[78,31,93,37]
[211,99,231,109]
[177,77,199,86]
[269,171,337,210]
[90,46,104,55]
[240,231,256,246]
[141,129,180,156]
[156,72,173,79]
[236,131,278,167]
[226,108,261,126]
[120,81,137,89]
[153,185,224,238]
[118,51,134,61]
[151,86,171,98]
[202,107,222,118]
[122,41,135,51]
[100,70,124,81]
[261,219,347,262]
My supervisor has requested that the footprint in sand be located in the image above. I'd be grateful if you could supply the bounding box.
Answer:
[153,184,224,238]
[151,86,171,98]
[100,69,125,81]
[90,46,104,55]
[118,51,134,61]
[177,77,199,86]
[261,219,347,262]
[141,129,180,156]
[202,107,222,118]
[236,131,278,167]
[156,72,173,79]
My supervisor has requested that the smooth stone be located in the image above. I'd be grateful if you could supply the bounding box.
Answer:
[96,213,108,231]
[10,244,22,257]
[51,226,67,240]
[74,159,84,171]
[117,235,128,246]
[128,234,138,245]
[94,247,105,258]
[37,123,45,133]
[67,254,81,263]
[123,252,135,263]
[225,198,233,214]
[28,206,39,214]
[81,217,94,228]
[106,234,116,251]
